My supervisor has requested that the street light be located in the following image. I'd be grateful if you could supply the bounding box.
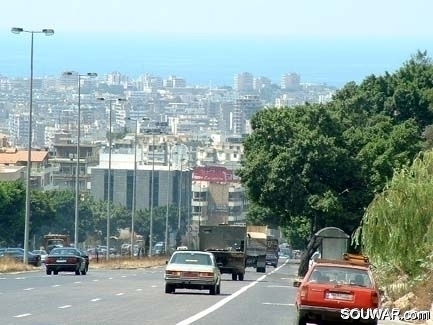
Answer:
[165,142,175,254]
[97,97,126,259]
[11,27,54,263]
[64,71,97,248]
[127,117,147,256]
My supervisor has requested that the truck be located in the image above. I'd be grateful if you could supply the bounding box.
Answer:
[43,234,70,253]
[198,224,247,281]
[246,226,280,272]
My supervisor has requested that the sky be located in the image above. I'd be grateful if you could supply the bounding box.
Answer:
[1,0,433,38]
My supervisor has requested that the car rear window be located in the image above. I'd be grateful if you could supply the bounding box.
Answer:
[308,266,372,287]
[170,253,212,265]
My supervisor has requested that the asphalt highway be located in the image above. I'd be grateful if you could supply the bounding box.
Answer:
[0,258,415,325]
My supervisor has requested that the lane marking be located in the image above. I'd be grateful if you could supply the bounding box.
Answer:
[0,277,6,280]
[263,302,294,306]
[116,293,124,296]
[151,285,157,288]
[52,284,60,287]
[23,287,34,291]
[74,281,81,284]
[91,298,101,302]
[267,285,291,288]
[136,289,143,291]
[92,279,99,282]
[15,277,25,280]
[58,305,71,309]
[14,313,32,318]
[108,277,113,280]
[177,261,289,325]
[121,275,127,278]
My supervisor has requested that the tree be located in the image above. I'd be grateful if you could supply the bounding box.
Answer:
[353,150,433,276]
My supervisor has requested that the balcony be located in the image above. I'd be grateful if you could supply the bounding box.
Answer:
[228,200,243,207]
[191,199,208,207]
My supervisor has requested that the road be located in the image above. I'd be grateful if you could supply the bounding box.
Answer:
[0,258,415,325]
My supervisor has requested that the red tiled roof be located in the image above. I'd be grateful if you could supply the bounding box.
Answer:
[0,150,48,164]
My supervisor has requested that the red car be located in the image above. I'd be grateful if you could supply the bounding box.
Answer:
[293,253,382,325]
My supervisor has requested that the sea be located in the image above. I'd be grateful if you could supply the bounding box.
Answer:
[1,32,433,88]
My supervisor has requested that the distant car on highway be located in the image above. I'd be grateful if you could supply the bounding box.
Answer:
[0,248,41,267]
[265,253,278,268]
[164,250,222,295]
[32,249,48,263]
[45,247,89,275]
[293,253,382,325]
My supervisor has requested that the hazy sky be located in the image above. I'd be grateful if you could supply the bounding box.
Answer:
[2,0,433,38]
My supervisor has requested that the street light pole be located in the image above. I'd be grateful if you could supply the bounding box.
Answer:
[149,131,155,257]
[165,142,172,254]
[97,98,125,259]
[11,27,54,263]
[64,71,97,248]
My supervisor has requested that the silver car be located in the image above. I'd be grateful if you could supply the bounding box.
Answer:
[164,250,222,295]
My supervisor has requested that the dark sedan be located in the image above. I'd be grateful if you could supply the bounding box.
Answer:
[45,247,89,275]
[0,248,41,267]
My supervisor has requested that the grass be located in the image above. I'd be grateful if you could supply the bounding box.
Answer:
[0,255,168,273]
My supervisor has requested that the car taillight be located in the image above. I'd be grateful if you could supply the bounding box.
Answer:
[46,257,54,264]
[166,270,181,277]
[371,291,379,307]
[67,257,78,264]
[300,285,309,303]
[199,272,214,277]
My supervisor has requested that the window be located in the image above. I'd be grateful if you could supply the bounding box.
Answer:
[308,266,372,287]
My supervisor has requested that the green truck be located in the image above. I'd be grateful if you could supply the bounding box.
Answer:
[198,224,247,281]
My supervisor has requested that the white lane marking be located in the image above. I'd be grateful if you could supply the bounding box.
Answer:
[74,281,81,284]
[23,287,34,291]
[91,298,101,302]
[151,285,157,288]
[263,302,294,306]
[116,293,124,296]
[136,289,143,292]
[58,305,71,309]
[121,275,127,278]
[15,277,25,280]
[177,261,289,325]
[267,285,291,288]
[108,277,113,279]
[14,313,32,318]
[0,277,6,280]
[52,284,60,287]
[92,279,99,282]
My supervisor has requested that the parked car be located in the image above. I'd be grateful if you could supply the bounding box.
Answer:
[293,253,382,325]
[45,247,89,275]
[0,248,41,267]
[265,253,278,268]
[32,249,48,263]
[164,250,222,295]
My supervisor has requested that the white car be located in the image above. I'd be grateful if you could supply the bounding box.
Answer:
[165,250,222,295]
[32,249,48,264]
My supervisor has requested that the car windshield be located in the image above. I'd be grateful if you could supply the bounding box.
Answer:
[308,265,373,288]
[170,252,212,266]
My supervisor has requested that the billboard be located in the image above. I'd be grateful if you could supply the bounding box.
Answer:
[192,166,239,182]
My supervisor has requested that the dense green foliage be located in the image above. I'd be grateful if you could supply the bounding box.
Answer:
[353,150,433,276]
[239,51,433,249]
[0,184,187,249]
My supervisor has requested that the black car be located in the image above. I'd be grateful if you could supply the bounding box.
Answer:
[45,247,89,275]
[0,248,41,267]
[265,253,278,268]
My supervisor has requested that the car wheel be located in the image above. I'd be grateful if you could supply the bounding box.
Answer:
[75,269,80,275]
[46,269,52,275]
[238,273,244,281]
[81,269,87,275]
[209,284,217,295]
[294,311,307,325]
[216,283,221,295]
[53,270,58,275]
[231,274,237,281]
[165,284,173,294]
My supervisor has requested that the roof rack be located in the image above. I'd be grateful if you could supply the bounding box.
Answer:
[315,253,370,267]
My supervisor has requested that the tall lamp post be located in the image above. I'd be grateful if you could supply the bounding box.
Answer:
[64,71,97,248]
[127,117,146,256]
[97,97,126,259]
[165,142,174,254]
[11,27,54,263]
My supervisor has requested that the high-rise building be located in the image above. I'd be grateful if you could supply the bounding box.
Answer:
[281,73,301,90]
[232,95,262,134]
[234,72,254,92]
